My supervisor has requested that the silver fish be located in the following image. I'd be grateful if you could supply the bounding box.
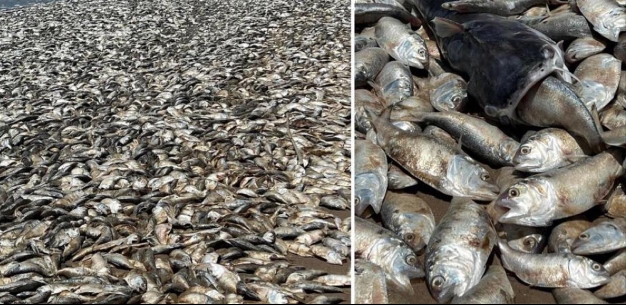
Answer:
[355,139,389,215]
[572,218,626,255]
[513,128,587,173]
[375,16,429,69]
[380,191,435,253]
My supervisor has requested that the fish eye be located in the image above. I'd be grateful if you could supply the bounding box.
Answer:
[452,96,461,104]
[509,188,520,197]
[592,263,602,271]
[406,255,417,266]
[419,49,426,57]
[579,233,589,240]
[481,173,490,181]
[523,238,537,248]
[404,233,415,241]
[431,276,446,288]
[520,146,531,155]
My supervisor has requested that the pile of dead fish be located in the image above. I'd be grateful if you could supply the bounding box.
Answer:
[355,0,626,303]
[0,0,351,303]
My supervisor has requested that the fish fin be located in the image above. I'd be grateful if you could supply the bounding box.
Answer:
[431,17,464,38]
[457,134,464,151]
[557,40,564,51]
[520,130,537,143]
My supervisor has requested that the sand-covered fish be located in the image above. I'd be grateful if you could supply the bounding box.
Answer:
[375,17,429,69]
[425,198,496,303]
[572,218,626,255]
[380,191,435,253]
[355,217,424,290]
[497,150,624,226]
[513,128,587,173]
[369,109,500,200]
[576,0,626,42]
[499,238,610,288]
[355,140,388,215]
[574,54,622,111]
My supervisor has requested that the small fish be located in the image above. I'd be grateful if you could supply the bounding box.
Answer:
[577,0,626,42]
[548,219,592,253]
[574,54,621,111]
[450,265,514,304]
[355,47,390,88]
[407,111,520,166]
[497,150,624,226]
[553,288,608,304]
[565,36,607,63]
[425,198,496,303]
[498,238,610,288]
[442,0,560,16]
[355,217,423,290]
[368,108,499,201]
[380,191,435,253]
[502,224,546,253]
[387,163,419,190]
[373,61,414,105]
[428,72,468,112]
[572,218,626,255]
[355,140,388,215]
[375,17,429,69]
[355,3,422,28]
[513,128,587,173]
[520,13,594,41]
[517,76,604,153]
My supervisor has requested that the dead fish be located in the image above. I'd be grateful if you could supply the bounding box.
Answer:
[442,0,561,16]
[553,288,609,304]
[498,238,610,288]
[577,0,626,42]
[502,224,546,253]
[368,108,500,201]
[355,89,385,133]
[565,36,607,63]
[355,3,422,28]
[572,218,626,255]
[513,128,587,173]
[605,249,626,275]
[548,219,592,253]
[521,13,594,41]
[450,265,514,304]
[407,111,520,166]
[387,163,419,190]
[606,183,626,218]
[517,76,604,153]
[375,17,429,69]
[380,191,435,253]
[355,139,388,215]
[600,102,626,130]
[428,72,468,112]
[425,198,496,303]
[355,47,390,88]
[354,260,389,304]
[497,150,624,226]
[594,270,626,299]
[355,217,423,290]
[373,61,414,105]
[574,54,622,111]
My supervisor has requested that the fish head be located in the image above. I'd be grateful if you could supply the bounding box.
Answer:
[445,155,499,201]
[497,179,555,226]
[267,290,289,304]
[355,172,385,215]
[427,260,471,303]
[396,38,429,69]
[430,75,468,112]
[498,139,521,165]
[513,132,562,172]
[569,256,611,288]
[572,222,626,255]
[383,243,423,282]
[508,233,545,253]
[397,214,434,252]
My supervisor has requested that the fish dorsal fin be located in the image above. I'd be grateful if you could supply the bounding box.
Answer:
[431,17,464,38]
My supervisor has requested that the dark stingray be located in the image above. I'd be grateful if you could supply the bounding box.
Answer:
[413,0,570,124]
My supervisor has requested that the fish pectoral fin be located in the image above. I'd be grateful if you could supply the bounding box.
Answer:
[564,154,587,163]
[431,17,464,38]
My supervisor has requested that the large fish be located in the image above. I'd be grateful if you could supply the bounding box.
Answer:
[412,0,570,123]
